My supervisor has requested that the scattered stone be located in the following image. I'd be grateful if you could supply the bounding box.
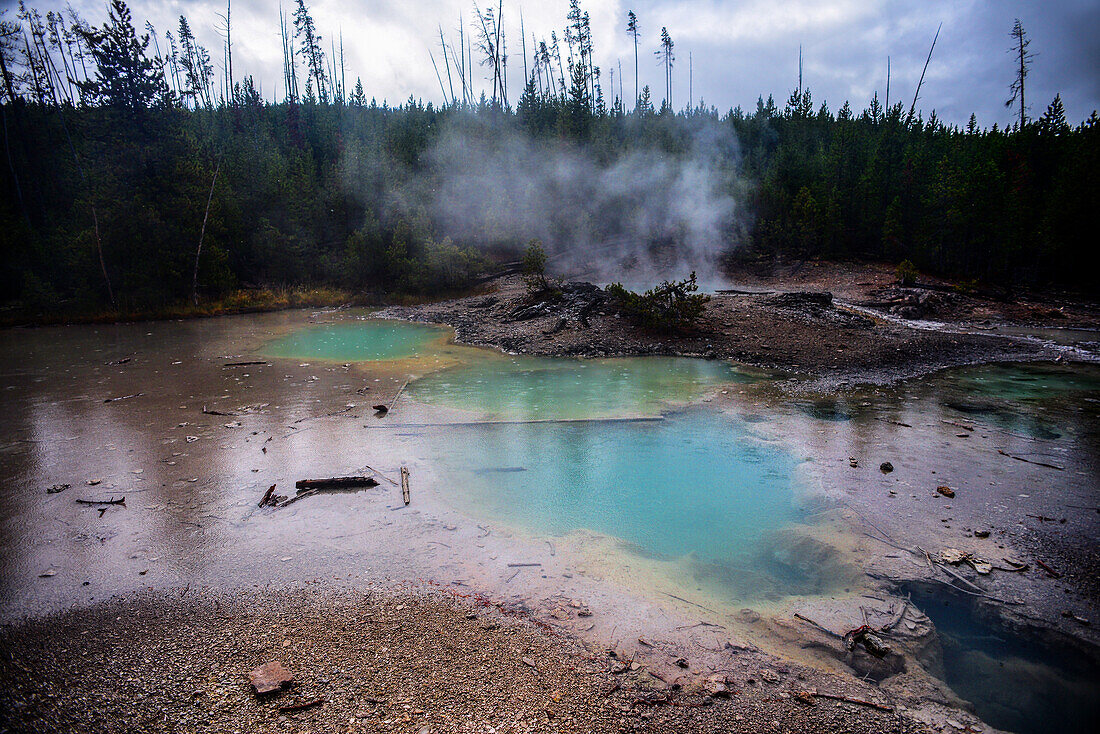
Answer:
[248,661,294,695]
[937,485,955,498]
[47,484,70,494]
[974,529,990,538]
[704,675,730,699]
[879,462,894,473]
[759,669,781,683]
[1061,610,1090,625]
[674,658,689,669]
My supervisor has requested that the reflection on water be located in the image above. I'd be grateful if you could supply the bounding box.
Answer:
[410,355,755,420]
[263,320,447,362]
[421,410,813,600]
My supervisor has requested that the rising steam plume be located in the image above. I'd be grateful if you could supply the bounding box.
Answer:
[380,114,747,287]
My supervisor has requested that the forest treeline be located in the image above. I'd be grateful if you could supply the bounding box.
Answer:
[1,0,1098,315]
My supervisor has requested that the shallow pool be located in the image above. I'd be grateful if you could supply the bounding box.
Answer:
[420,409,809,600]
[409,355,754,420]
[263,320,446,362]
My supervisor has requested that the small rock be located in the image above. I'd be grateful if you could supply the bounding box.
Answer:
[674,658,689,669]
[521,656,537,669]
[704,675,730,699]
[879,462,894,473]
[248,661,294,695]
[47,483,71,494]
[937,485,956,498]
[974,529,990,538]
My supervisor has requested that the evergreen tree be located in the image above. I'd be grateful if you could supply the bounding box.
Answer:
[75,0,169,112]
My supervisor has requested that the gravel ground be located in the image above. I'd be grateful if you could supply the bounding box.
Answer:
[0,588,929,734]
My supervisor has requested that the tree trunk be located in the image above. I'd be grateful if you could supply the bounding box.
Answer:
[192,159,221,306]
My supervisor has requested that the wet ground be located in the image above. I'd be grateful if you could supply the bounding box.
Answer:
[1,310,1097,734]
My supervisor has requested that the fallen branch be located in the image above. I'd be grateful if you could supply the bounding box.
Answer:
[1035,559,1062,579]
[879,602,908,633]
[932,561,985,594]
[941,420,974,431]
[507,563,542,568]
[811,691,893,712]
[293,405,355,424]
[388,379,410,413]
[278,697,324,713]
[277,489,317,507]
[76,497,125,506]
[997,449,1064,471]
[875,417,912,428]
[793,613,842,640]
[258,484,277,508]
[103,393,142,403]
[203,406,236,416]
[660,592,720,615]
[928,577,1023,605]
[673,621,726,631]
[223,361,268,367]
[294,476,379,491]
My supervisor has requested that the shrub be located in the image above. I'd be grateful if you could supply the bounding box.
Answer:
[522,239,550,293]
[606,272,710,331]
[896,259,919,286]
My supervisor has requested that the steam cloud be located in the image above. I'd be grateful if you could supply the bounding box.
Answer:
[384,115,747,286]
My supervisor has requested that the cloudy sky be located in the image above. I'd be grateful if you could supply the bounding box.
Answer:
[8,0,1099,126]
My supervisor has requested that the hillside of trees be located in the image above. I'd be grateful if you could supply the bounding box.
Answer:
[1,0,1097,317]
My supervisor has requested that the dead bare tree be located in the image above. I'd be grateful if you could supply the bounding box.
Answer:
[1005,18,1033,128]
[192,159,221,306]
[907,23,941,125]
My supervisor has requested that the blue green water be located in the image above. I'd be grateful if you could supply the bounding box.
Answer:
[422,410,810,596]
[409,355,754,419]
[263,320,446,361]
[263,319,814,598]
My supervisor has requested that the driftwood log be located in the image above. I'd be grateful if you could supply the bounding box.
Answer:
[294,477,379,491]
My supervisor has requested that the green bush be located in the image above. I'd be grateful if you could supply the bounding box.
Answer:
[522,239,550,293]
[896,259,919,286]
[606,272,710,331]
